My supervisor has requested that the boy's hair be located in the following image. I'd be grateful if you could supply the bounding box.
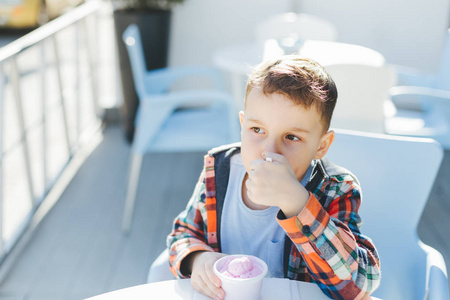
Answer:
[245,55,338,131]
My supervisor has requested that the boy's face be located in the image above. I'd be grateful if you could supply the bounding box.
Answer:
[239,87,334,182]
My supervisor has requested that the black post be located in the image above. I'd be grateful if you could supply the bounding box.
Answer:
[114,9,171,142]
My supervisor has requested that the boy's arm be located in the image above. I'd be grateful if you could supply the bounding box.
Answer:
[277,178,381,300]
[167,169,215,278]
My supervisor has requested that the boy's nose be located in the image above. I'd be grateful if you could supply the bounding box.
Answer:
[263,139,281,155]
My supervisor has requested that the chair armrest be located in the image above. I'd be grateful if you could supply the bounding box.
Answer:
[388,64,435,87]
[133,90,237,153]
[155,90,241,140]
[419,241,449,300]
[144,66,226,94]
[390,86,450,112]
[145,89,234,108]
[391,86,450,98]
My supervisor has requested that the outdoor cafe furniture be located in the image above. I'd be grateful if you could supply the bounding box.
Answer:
[384,28,450,149]
[121,24,240,233]
[391,28,450,103]
[325,63,397,133]
[85,277,382,300]
[324,62,450,147]
[385,86,450,149]
[255,12,337,49]
[212,39,385,112]
[327,129,448,299]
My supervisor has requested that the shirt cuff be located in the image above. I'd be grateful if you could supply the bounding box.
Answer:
[277,192,330,243]
[171,243,215,278]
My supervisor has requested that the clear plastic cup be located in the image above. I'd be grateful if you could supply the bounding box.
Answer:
[213,255,268,300]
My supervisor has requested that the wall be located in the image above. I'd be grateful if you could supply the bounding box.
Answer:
[298,0,450,72]
[168,0,449,72]
[168,0,293,66]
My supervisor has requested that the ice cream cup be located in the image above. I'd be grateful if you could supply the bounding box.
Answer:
[213,255,268,300]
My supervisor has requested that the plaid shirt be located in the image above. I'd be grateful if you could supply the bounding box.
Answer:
[167,144,380,300]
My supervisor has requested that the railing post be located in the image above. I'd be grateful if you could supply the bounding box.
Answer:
[51,35,72,157]
[83,13,101,118]
[10,58,36,207]
[75,21,81,143]
[40,41,48,193]
[0,63,5,258]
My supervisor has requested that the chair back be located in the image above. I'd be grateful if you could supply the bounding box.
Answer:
[326,130,444,299]
[255,13,337,48]
[122,24,148,99]
[326,64,397,133]
[436,28,450,90]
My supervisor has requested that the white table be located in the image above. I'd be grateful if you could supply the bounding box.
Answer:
[86,278,382,300]
[213,40,385,111]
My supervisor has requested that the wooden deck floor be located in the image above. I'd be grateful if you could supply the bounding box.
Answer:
[0,125,448,299]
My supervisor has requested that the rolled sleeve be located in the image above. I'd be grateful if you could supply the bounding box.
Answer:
[169,240,215,278]
[277,192,330,243]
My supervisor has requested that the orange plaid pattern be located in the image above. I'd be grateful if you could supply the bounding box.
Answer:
[167,144,380,299]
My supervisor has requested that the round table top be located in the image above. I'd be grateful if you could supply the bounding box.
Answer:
[86,278,337,299]
[213,40,385,75]
[86,278,383,300]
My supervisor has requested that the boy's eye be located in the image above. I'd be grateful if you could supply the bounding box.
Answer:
[252,127,265,134]
[286,134,300,141]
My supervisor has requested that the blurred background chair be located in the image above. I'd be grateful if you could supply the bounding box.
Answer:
[327,130,448,300]
[385,86,450,149]
[389,28,450,110]
[255,12,338,53]
[324,62,450,149]
[393,28,450,90]
[383,28,450,149]
[147,249,173,283]
[213,13,338,111]
[121,24,240,233]
[326,63,397,133]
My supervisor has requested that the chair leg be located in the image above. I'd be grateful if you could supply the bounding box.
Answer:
[122,153,144,234]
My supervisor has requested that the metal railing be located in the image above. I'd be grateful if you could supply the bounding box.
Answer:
[0,0,103,263]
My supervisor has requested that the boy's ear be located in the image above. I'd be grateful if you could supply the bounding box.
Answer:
[314,130,335,159]
[239,111,244,128]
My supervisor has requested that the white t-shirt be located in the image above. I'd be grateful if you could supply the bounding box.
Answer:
[220,153,312,278]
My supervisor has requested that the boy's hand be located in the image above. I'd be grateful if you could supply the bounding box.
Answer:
[190,251,227,300]
[246,152,310,218]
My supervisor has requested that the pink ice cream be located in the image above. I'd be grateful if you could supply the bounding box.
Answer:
[214,255,268,300]
[218,256,264,279]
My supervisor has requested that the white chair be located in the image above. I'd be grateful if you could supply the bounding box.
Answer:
[147,250,173,283]
[327,129,448,300]
[385,86,450,149]
[383,29,450,149]
[392,29,450,90]
[326,64,397,133]
[388,28,449,111]
[121,24,240,233]
[255,13,338,52]
[323,63,450,148]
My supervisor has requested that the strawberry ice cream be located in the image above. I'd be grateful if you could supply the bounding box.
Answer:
[218,256,263,279]
[214,255,268,300]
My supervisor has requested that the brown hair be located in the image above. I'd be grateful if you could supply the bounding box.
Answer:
[245,55,337,131]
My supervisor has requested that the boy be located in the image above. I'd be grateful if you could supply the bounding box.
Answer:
[167,55,380,300]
